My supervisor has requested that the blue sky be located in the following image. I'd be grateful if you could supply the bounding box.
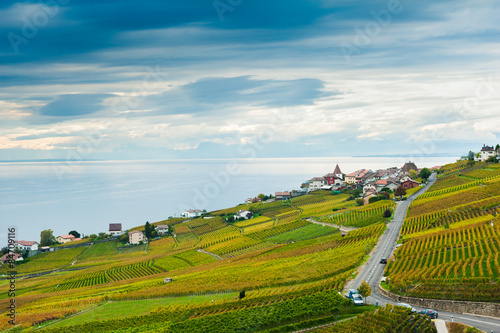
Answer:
[1,0,500,160]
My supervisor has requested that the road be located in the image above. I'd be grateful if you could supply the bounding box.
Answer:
[349,173,500,332]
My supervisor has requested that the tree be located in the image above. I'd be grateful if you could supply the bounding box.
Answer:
[89,234,97,239]
[1,247,9,255]
[257,193,266,199]
[383,209,392,218]
[467,151,476,167]
[355,198,364,206]
[409,169,418,180]
[394,186,406,198]
[496,144,500,151]
[68,230,81,239]
[40,229,56,246]
[144,221,152,239]
[118,234,129,243]
[357,280,372,302]
[419,168,431,181]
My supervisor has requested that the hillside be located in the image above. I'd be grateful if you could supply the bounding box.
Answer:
[385,160,500,302]
[0,189,397,332]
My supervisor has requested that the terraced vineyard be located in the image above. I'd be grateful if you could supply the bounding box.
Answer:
[316,304,437,333]
[321,201,394,228]
[387,160,500,302]
[266,223,339,243]
[54,261,163,291]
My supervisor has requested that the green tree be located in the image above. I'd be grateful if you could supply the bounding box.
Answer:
[144,221,152,239]
[409,169,418,180]
[119,234,129,243]
[357,280,372,302]
[394,186,407,198]
[257,193,266,199]
[419,168,431,181]
[467,151,476,166]
[40,229,56,246]
[68,230,81,238]
[495,144,500,151]
[355,198,364,206]
[383,209,392,218]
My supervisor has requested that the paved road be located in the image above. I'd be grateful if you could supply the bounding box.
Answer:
[349,173,500,332]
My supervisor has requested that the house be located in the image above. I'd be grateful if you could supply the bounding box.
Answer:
[323,164,344,186]
[359,171,376,184]
[56,235,75,244]
[234,209,253,220]
[15,241,39,251]
[1,253,24,264]
[275,191,291,200]
[363,183,377,194]
[345,169,368,184]
[245,197,261,204]
[181,209,203,218]
[108,223,123,236]
[373,169,388,181]
[129,230,145,244]
[156,224,169,235]
[475,144,497,162]
[401,180,420,189]
[308,177,326,191]
[401,162,418,175]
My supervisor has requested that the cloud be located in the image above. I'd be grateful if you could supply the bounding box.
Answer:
[144,76,335,115]
[38,94,114,117]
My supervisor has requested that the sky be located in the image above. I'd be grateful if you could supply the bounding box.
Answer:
[1,0,500,161]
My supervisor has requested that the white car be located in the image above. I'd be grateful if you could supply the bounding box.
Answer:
[396,302,416,312]
[352,294,364,306]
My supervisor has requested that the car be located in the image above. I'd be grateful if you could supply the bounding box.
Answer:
[395,302,416,313]
[380,258,387,264]
[351,294,364,306]
[419,309,438,319]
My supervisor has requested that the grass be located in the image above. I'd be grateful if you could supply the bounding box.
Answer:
[48,292,237,329]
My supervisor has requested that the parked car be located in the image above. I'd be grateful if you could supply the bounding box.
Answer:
[380,258,387,264]
[351,294,364,306]
[419,309,438,319]
[395,302,416,312]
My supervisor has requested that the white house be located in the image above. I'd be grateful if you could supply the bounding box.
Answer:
[108,223,123,236]
[56,235,75,244]
[156,224,169,235]
[128,230,145,244]
[234,209,253,220]
[15,241,39,251]
[475,144,497,162]
[309,177,327,190]
[363,183,377,194]
[182,209,203,218]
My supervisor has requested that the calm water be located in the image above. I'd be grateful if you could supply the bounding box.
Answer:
[0,157,456,242]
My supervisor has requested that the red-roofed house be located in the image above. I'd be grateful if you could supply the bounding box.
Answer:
[401,180,420,189]
[275,191,291,200]
[56,235,75,244]
[15,240,39,251]
[1,253,24,264]
[345,169,366,184]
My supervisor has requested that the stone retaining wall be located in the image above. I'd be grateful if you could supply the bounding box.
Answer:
[378,284,500,318]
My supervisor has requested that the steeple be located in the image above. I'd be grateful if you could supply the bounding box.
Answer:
[334,164,342,177]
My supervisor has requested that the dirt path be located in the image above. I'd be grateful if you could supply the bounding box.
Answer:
[197,248,223,261]
[306,218,358,233]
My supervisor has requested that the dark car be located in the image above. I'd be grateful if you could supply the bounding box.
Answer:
[419,309,438,319]
[380,258,387,264]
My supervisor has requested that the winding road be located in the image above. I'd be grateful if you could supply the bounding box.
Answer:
[349,173,500,332]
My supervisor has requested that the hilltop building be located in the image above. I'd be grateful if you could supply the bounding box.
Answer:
[14,240,39,251]
[108,223,123,236]
[129,230,145,244]
[475,144,497,162]
[182,209,203,218]
[401,162,418,175]
[56,235,75,244]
